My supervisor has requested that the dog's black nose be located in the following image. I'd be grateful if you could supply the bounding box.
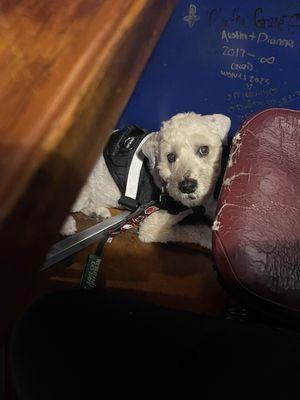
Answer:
[178,178,198,194]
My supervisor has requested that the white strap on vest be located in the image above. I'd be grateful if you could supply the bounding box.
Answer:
[124,132,156,201]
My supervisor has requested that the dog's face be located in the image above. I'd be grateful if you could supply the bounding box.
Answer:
[142,113,231,207]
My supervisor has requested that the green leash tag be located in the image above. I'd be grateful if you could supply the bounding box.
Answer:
[81,254,102,289]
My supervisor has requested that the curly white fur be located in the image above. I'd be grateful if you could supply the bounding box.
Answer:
[61,112,231,249]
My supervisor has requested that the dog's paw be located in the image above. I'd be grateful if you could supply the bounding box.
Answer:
[82,205,111,220]
[60,216,77,236]
[196,226,212,250]
[142,209,192,228]
[139,222,212,248]
[186,225,212,249]
[138,211,163,243]
[139,223,166,244]
[138,229,161,243]
[138,209,194,243]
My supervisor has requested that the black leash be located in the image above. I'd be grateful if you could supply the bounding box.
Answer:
[42,202,160,274]
[42,194,211,289]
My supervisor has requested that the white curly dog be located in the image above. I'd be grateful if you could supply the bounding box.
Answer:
[62,112,230,249]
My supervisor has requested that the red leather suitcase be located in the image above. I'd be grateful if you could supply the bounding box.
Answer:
[213,108,300,324]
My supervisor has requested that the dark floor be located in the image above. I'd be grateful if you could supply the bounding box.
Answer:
[7,211,237,399]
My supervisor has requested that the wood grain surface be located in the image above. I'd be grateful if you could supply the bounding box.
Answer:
[34,213,234,317]
[0,0,176,341]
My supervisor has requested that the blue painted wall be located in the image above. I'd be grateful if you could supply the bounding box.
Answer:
[118,0,300,136]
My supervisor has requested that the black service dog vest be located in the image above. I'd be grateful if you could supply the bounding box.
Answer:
[103,125,189,214]
[104,125,160,211]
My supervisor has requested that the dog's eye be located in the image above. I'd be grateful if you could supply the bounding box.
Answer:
[167,153,176,163]
[198,146,209,157]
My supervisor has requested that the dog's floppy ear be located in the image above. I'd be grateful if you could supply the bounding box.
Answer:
[141,132,160,169]
[201,114,231,145]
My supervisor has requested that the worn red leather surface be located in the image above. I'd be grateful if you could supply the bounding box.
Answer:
[213,108,300,320]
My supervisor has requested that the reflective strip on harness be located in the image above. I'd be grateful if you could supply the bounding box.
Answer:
[124,132,156,201]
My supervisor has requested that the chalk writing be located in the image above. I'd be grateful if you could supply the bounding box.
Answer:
[222,46,254,58]
[254,8,300,31]
[278,90,300,106]
[229,99,279,113]
[222,46,276,66]
[231,62,254,71]
[221,30,257,42]
[227,90,300,114]
[224,87,278,101]
[249,75,270,85]
[209,8,246,29]
[209,7,300,31]
[221,30,295,48]
[220,69,246,81]
[257,32,294,48]
[184,4,200,28]
[220,70,270,85]
[207,5,300,129]
[260,56,275,64]
[221,30,249,41]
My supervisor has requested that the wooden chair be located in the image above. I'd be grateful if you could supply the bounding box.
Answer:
[0,0,177,344]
